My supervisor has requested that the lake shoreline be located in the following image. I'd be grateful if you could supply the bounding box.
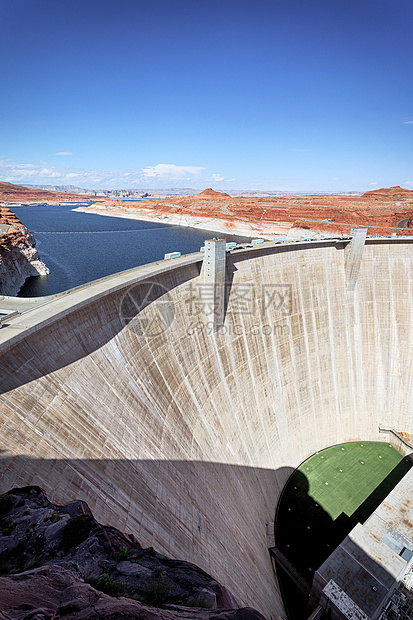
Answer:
[73,205,282,239]
[10,205,248,297]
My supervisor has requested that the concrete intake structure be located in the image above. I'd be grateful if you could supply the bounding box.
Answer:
[0,237,412,619]
[202,238,227,330]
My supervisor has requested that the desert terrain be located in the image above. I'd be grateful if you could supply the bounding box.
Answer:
[0,181,96,205]
[1,182,413,239]
[75,186,413,238]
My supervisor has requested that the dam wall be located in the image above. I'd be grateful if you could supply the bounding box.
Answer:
[0,239,412,619]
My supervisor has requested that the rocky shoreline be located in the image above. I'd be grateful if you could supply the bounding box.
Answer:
[74,205,276,239]
[0,206,49,296]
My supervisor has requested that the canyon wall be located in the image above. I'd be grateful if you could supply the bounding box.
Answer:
[0,206,49,295]
[0,240,412,619]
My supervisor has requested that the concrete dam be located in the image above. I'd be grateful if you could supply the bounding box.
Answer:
[0,236,412,619]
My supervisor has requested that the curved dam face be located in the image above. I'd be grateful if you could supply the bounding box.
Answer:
[0,239,412,619]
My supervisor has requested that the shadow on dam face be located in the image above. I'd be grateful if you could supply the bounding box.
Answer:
[1,241,413,618]
[0,453,411,620]
[0,452,293,619]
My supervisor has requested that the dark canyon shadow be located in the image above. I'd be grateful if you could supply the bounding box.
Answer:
[0,452,293,617]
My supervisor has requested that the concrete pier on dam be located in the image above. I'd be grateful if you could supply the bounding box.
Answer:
[0,237,412,619]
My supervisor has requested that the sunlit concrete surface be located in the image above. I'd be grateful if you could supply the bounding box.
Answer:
[0,239,413,619]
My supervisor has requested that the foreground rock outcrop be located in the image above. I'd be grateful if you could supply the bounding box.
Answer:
[76,186,413,239]
[0,207,49,296]
[0,487,264,620]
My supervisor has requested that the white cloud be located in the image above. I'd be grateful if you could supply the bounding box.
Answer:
[210,173,225,183]
[0,159,209,189]
[403,121,413,124]
[369,182,378,186]
[52,151,73,156]
[205,173,238,185]
[140,164,205,181]
[405,181,413,186]
[39,168,62,178]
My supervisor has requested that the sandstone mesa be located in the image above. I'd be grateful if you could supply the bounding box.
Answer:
[75,186,413,239]
[1,181,413,296]
[1,181,413,239]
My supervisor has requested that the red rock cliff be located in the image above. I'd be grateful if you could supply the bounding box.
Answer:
[0,207,49,296]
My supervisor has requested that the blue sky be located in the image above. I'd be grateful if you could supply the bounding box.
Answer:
[1,0,412,191]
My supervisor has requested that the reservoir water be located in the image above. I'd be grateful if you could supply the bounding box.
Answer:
[10,205,248,297]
